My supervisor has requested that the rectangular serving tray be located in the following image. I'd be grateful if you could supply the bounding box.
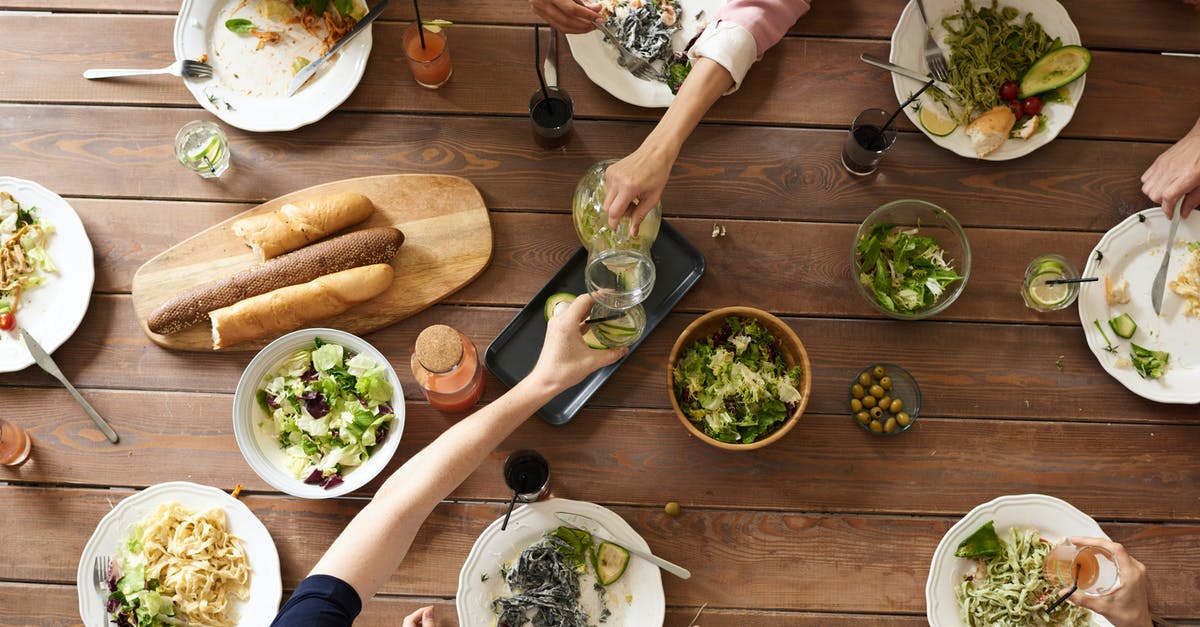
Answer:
[485,221,705,425]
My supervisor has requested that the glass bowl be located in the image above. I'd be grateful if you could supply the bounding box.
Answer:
[849,363,921,436]
[852,199,971,320]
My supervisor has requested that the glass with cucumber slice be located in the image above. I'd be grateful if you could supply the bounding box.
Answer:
[1021,254,1079,311]
[544,292,644,349]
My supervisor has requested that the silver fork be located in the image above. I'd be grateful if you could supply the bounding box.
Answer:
[83,59,214,80]
[591,18,662,82]
[913,0,950,81]
[94,555,111,592]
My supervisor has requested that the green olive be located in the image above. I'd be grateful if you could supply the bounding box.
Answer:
[872,365,886,379]
[889,398,904,413]
[869,406,884,419]
[665,502,681,517]
[862,395,877,409]
[896,412,911,427]
[869,420,883,433]
[858,372,872,387]
[879,376,892,390]
[878,396,892,413]
[856,411,871,425]
[851,384,865,399]
[850,398,863,412]
[883,417,898,433]
[869,384,885,398]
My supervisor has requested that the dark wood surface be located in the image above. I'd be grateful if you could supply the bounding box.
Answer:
[2,2,1199,625]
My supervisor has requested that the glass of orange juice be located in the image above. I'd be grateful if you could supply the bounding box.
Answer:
[402,22,452,88]
[1044,542,1120,596]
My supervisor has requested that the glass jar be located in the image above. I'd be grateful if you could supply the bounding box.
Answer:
[410,325,484,413]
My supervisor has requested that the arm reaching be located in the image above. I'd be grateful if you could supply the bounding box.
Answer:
[529,0,602,34]
[1141,115,1200,219]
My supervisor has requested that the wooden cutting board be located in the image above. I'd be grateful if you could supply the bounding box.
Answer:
[131,174,492,351]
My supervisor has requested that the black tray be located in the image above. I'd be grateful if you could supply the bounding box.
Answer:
[485,221,705,425]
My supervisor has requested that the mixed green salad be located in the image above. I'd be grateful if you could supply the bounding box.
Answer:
[104,525,180,627]
[856,222,964,315]
[672,317,804,444]
[0,190,56,328]
[256,338,395,489]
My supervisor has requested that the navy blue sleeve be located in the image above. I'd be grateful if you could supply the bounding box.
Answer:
[270,574,363,627]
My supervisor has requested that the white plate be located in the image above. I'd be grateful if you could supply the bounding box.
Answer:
[233,328,406,499]
[890,0,1083,160]
[1078,208,1200,404]
[567,0,725,108]
[173,0,372,132]
[0,177,94,373]
[925,494,1113,627]
[76,481,282,626]
[457,498,666,626]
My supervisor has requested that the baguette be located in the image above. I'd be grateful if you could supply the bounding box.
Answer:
[964,105,1017,157]
[232,192,375,259]
[210,264,394,349]
[147,227,404,335]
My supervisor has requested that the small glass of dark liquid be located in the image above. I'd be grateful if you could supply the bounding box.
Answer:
[841,108,898,176]
[529,87,574,150]
[503,449,551,502]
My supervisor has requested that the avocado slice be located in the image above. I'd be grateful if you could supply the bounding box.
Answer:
[1018,45,1091,99]
[544,292,576,321]
[592,541,630,585]
[955,520,1002,559]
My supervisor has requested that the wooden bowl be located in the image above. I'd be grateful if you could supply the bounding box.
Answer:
[667,306,812,450]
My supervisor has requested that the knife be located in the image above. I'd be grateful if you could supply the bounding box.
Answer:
[860,53,954,95]
[287,0,390,97]
[1151,197,1186,314]
[555,512,691,579]
[544,27,559,89]
[20,329,119,443]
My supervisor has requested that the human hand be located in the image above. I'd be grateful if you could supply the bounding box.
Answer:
[602,141,676,236]
[1060,537,1152,627]
[529,293,627,391]
[528,0,602,34]
[1141,125,1200,219]
[401,605,436,627]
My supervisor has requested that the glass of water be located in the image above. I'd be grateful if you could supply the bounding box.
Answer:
[174,120,230,178]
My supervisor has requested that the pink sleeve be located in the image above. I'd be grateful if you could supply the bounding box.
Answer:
[714,0,812,58]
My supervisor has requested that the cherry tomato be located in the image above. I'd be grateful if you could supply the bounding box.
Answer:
[0,313,14,332]
[1022,96,1044,116]
[999,80,1020,102]
[1007,100,1023,119]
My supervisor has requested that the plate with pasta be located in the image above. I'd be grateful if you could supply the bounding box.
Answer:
[76,481,282,627]
[0,177,94,373]
[926,494,1114,627]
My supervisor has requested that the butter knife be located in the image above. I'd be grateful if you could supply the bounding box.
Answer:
[860,53,954,95]
[1151,197,1185,315]
[555,512,691,579]
[544,27,559,89]
[287,0,390,97]
[20,329,119,443]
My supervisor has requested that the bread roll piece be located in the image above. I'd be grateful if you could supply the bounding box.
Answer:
[210,264,394,349]
[149,227,404,335]
[232,192,375,259]
[964,106,1017,157]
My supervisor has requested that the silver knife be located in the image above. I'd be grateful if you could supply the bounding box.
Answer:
[555,512,691,579]
[544,27,559,89]
[860,53,954,95]
[20,328,119,443]
[287,0,390,97]
[1151,197,1186,314]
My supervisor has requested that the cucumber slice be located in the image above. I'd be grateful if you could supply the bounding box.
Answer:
[1108,313,1137,339]
[592,541,630,586]
[1019,45,1091,98]
[544,292,576,321]
[582,328,605,349]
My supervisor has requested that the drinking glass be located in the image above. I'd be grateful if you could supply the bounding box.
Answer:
[503,450,550,502]
[403,23,453,88]
[841,108,898,176]
[0,418,32,466]
[1022,254,1080,311]
[590,303,646,349]
[573,160,661,309]
[1044,542,1120,596]
[174,120,230,178]
[529,86,574,149]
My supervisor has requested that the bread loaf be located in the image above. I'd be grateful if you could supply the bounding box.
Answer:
[147,227,404,335]
[210,264,394,349]
[964,106,1017,157]
[232,192,375,259]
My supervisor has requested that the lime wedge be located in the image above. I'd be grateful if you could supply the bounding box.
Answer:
[1028,271,1070,307]
[187,135,223,164]
[919,104,958,137]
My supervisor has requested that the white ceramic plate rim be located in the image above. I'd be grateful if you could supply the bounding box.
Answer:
[889,0,1083,160]
[566,0,726,108]
[76,481,282,626]
[1078,208,1200,403]
[0,177,94,373]
[456,497,666,626]
[925,493,1112,627]
[232,327,406,499]
[173,0,372,132]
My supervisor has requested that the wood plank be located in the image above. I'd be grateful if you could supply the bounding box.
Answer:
[0,105,1170,233]
[2,388,1198,520]
[3,488,1199,617]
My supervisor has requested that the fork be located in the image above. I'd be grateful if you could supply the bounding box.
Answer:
[913,0,950,81]
[83,59,214,80]
[591,16,662,81]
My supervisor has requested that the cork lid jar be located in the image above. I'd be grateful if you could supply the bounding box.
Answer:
[414,324,464,373]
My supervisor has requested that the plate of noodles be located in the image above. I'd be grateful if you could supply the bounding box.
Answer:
[0,177,94,373]
[926,494,1114,627]
[77,481,282,627]
[889,0,1084,160]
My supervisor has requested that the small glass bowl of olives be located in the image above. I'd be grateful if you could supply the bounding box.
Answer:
[849,364,921,436]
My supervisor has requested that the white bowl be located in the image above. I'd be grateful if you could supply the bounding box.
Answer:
[233,328,405,498]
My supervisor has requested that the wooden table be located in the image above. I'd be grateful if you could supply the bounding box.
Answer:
[3,1,1200,625]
